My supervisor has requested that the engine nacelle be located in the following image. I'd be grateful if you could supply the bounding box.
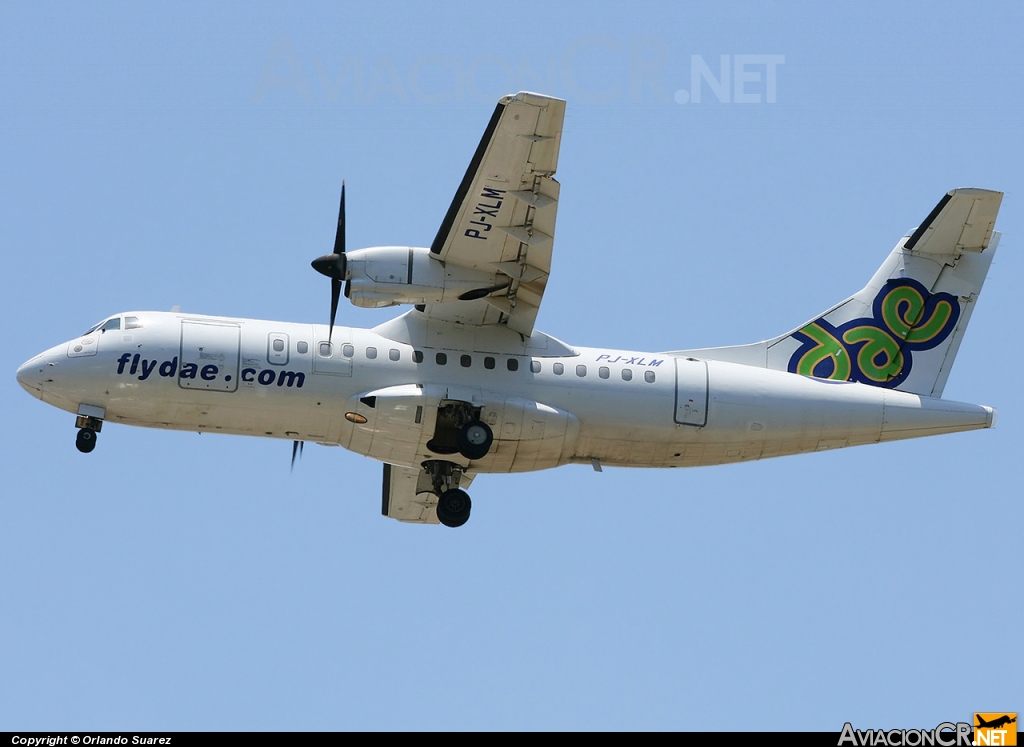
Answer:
[345,246,502,308]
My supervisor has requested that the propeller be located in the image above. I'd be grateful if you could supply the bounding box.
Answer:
[311,181,348,342]
[291,440,304,472]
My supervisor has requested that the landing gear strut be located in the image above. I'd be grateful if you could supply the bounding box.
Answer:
[75,414,103,454]
[422,459,473,528]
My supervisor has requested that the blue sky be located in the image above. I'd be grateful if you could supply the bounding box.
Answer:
[2,1,1021,730]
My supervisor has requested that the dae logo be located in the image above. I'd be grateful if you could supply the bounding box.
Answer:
[974,714,1017,746]
[788,278,960,388]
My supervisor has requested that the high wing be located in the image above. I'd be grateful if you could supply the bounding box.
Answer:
[426,91,565,337]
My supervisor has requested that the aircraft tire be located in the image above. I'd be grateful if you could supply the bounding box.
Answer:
[436,488,471,528]
[456,421,493,461]
[76,427,97,454]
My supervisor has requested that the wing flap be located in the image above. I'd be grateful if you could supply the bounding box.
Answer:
[381,463,439,524]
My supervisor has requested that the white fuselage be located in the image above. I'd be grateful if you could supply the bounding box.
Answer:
[17,311,994,473]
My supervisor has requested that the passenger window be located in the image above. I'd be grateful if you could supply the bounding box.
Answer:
[273,339,285,352]
[460,355,472,368]
[507,359,519,372]
[366,347,377,359]
[576,365,587,377]
[389,349,400,361]
[413,351,423,363]
[599,366,610,379]
[101,318,121,332]
[436,352,447,365]
[622,368,633,381]
[645,370,656,383]
[124,316,143,330]
[530,361,541,373]
[484,356,495,370]
[319,342,332,357]
[297,341,308,354]
[553,363,564,375]
[342,344,354,358]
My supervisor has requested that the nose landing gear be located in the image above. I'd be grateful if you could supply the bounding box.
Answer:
[74,414,103,453]
[76,427,97,453]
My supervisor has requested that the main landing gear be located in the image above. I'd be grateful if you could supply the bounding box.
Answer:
[75,415,103,453]
[422,460,473,528]
[437,488,471,528]
[456,420,493,461]
[426,402,494,461]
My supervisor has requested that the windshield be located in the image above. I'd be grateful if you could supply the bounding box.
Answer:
[82,316,127,335]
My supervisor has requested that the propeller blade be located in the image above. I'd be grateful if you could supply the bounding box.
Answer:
[333,181,346,255]
[329,278,341,342]
[311,181,349,342]
[291,440,304,472]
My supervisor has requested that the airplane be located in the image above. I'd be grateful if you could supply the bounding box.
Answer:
[16,91,1003,528]
[976,715,1017,730]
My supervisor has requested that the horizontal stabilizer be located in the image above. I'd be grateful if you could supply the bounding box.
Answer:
[904,188,1002,256]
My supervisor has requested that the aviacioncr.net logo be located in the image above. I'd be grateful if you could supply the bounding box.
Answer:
[974,713,1017,746]
[839,722,973,746]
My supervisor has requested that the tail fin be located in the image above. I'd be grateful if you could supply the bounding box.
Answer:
[672,188,1003,397]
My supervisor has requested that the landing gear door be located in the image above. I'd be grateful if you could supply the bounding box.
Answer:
[674,357,708,427]
[179,321,240,392]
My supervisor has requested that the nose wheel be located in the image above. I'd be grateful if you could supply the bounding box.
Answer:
[74,414,103,454]
[76,427,97,453]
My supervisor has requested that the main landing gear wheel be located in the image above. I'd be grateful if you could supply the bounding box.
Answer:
[436,488,472,528]
[456,420,493,461]
[76,427,97,453]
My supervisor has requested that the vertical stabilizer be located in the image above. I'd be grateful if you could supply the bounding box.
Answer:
[671,189,1003,398]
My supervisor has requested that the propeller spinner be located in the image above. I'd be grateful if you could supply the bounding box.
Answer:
[311,182,348,341]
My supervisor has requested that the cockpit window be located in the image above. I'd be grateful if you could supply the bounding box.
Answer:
[83,315,141,335]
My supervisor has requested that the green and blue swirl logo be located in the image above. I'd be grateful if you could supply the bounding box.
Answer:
[787,278,960,388]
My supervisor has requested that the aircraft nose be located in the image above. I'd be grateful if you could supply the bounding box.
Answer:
[16,355,45,398]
